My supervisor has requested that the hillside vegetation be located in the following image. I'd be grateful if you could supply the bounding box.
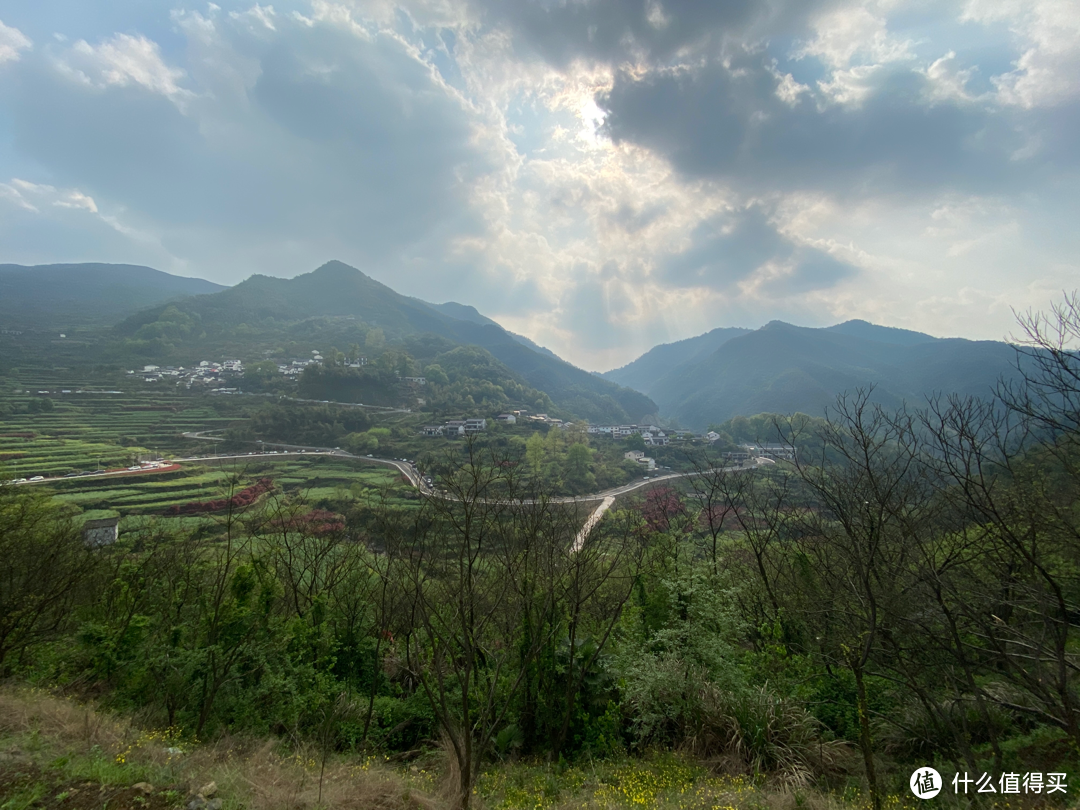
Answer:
[0,263,224,330]
[3,299,1080,810]
[110,261,655,424]
[606,319,1023,429]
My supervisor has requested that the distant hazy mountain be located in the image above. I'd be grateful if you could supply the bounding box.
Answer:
[119,261,656,423]
[824,319,939,346]
[0,263,225,329]
[640,320,1020,429]
[602,326,752,395]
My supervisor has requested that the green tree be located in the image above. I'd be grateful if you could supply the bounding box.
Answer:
[364,328,385,355]
[0,483,92,674]
[526,432,545,477]
[564,442,595,493]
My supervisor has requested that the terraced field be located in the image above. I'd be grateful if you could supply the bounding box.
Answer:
[2,372,419,535]
[0,384,243,477]
[35,454,413,534]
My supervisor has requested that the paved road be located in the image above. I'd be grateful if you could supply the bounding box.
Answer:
[11,430,758,545]
[224,392,413,414]
[14,434,755,507]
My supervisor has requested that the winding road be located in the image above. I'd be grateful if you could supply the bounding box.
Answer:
[12,429,758,546]
[176,431,759,547]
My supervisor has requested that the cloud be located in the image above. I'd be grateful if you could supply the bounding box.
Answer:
[0,19,31,64]
[962,0,1080,108]
[599,51,1053,198]
[659,206,857,293]
[0,5,491,283]
[61,33,191,103]
[0,0,1077,370]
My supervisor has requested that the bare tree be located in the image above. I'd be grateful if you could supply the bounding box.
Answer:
[778,391,936,810]
[396,439,568,810]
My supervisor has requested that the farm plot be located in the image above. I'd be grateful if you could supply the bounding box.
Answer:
[39,455,414,525]
[0,390,245,476]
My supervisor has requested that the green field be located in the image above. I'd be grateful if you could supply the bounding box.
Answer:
[0,373,246,476]
[31,455,415,536]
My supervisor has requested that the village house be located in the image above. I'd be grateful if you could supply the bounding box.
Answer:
[624,450,656,471]
[740,442,797,460]
[83,516,119,547]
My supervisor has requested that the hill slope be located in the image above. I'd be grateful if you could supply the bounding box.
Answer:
[0,263,225,329]
[602,326,752,395]
[421,300,562,360]
[649,320,1020,429]
[118,261,656,423]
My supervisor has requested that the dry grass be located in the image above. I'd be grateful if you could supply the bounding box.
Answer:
[0,686,432,810]
[0,687,929,810]
[0,685,136,753]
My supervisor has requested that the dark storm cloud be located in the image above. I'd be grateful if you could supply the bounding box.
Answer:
[599,55,1043,197]
[660,206,856,291]
[475,0,830,67]
[478,0,1077,202]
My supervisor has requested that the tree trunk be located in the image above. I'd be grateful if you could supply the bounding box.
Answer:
[853,664,881,810]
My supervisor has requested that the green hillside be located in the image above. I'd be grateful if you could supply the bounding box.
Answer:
[0,263,225,330]
[645,320,1022,429]
[114,261,656,423]
[602,326,751,394]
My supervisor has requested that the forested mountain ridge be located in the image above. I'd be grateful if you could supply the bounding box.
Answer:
[602,326,752,394]
[0,262,225,329]
[609,319,1020,429]
[114,261,657,424]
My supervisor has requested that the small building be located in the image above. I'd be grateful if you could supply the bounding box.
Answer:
[446,420,467,436]
[463,418,487,433]
[705,431,722,442]
[403,376,427,385]
[624,450,655,470]
[496,413,517,424]
[422,425,444,437]
[739,442,797,461]
[83,517,119,548]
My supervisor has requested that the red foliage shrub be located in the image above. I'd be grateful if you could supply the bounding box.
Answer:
[269,508,345,536]
[641,486,688,534]
[165,477,274,516]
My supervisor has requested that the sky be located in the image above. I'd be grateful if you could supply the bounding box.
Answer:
[0,0,1077,370]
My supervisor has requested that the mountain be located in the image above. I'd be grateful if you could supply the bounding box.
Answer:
[824,319,938,346]
[602,326,752,395]
[421,301,562,360]
[423,300,500,328]
[644,320,1021,429]
[118,261,656,424]
[0,263,225,329]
